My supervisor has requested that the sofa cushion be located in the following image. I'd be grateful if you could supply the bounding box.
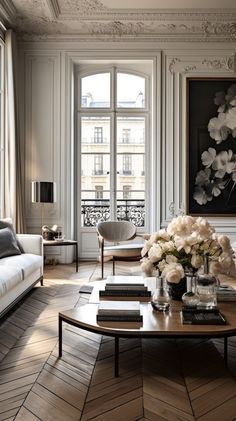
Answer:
[0,266,23,297]
[0,227,22,258]
[0,218,24,253]
[0,254,43,278]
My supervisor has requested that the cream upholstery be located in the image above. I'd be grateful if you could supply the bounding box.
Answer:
[97,221,144,279]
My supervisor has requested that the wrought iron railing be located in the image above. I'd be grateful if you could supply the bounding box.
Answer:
[81,199,145,227]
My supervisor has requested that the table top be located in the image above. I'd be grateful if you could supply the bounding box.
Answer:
[43,239,77,246]
[59,275,236,338]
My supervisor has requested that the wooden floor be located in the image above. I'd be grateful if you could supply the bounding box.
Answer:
[1,262,236,420]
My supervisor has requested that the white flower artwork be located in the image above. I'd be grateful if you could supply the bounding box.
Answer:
[194,83,236,207]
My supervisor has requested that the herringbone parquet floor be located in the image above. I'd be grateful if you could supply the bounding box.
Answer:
[1,261,236,421]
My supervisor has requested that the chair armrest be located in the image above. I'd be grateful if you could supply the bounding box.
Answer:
[16,234,43,256]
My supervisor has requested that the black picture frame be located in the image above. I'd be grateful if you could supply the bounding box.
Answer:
[186,77,236,216]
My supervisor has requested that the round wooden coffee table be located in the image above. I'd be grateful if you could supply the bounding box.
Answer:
[59,299,236,377]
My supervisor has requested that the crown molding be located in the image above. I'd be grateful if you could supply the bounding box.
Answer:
[17,19,236,42]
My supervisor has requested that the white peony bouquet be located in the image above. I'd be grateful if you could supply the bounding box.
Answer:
[141,215,234,284]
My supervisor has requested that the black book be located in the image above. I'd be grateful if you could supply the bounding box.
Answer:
[99,290,151,297]
[182,308,227,325]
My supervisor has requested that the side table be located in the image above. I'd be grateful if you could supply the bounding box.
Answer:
[43,240,78,272]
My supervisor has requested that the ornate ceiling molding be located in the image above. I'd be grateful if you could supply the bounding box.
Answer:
[168,54,236,74]
[1,1,236,42]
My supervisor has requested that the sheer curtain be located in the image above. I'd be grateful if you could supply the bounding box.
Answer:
[4,29,25,232]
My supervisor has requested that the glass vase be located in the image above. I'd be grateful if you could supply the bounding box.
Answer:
[151,277,171,311]
[182,273,200,307]
[196,255,218,309]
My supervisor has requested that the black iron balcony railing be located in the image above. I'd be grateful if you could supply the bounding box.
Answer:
[81,199,145,227]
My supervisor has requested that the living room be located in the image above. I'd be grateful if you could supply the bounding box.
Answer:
[1,0,236,420]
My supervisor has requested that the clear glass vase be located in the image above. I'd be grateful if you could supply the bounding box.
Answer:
[196,255,218,309]
[151,277,171,311]
[182,273,200,307]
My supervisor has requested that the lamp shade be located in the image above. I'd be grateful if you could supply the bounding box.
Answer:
[32,181,56,203]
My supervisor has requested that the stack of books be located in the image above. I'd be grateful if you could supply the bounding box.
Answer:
[97,300,142,322]
[99,282,151,298]
[217,284,236,301]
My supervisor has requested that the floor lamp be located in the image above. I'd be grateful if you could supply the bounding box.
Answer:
[32,181,56,234]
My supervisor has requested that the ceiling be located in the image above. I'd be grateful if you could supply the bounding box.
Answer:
[0,0,236,41]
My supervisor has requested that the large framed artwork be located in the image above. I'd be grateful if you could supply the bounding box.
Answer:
[187,77,236,216]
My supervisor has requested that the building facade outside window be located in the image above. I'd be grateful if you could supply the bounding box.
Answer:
[95,185,103,199]
[122,155,132,175]
[121,128,131,143]
[123,185,131,199]
[94,155,103,175]
[94,126,103,143]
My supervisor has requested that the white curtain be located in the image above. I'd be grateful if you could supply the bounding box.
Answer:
[4,29,25,232]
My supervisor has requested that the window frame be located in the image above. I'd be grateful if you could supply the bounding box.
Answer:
[0,38,4,218]
[78,65,150,229]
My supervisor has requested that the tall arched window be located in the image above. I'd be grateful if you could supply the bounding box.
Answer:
[78,67,149,229]
[0,39,4,217]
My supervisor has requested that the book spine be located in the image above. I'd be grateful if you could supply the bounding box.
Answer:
[105,286,147,291]
[97,315,143,322]
[98,311,140,316]
[105,283,145,287]
[99,290,151,297]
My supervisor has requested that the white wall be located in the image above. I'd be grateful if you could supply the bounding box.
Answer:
[19,40,236,260]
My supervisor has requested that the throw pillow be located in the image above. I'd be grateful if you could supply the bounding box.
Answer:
[0,227,22,258]
[0,218,24,253]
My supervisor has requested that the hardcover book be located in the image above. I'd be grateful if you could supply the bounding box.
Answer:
[97,300,140,316]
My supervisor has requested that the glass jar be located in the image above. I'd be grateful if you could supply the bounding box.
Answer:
[196,255,218,309]
[151,277,171,311]
[182,273,200,307]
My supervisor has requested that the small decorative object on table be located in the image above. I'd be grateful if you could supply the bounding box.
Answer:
[141,215,234,301]
[196,255,218,309]
[151,276,170,311]
[182,272,200,307]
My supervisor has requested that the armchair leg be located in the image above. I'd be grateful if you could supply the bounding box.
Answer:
[101,259,104,279]
[113,259,115,275]
[101,240,104,279]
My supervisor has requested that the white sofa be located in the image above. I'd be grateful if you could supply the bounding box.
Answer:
[0,234,43,317]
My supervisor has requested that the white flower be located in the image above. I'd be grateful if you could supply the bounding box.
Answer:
[157,229,170,241]
[201,148,216,168]
[140,215,234,282]
[167,215,195,237]
[208,113,231,144]
[162,263,185,284]
[140,258,154,276]
[217,234,231,251]
[191,254,203,269]
[193,186,212,205]
[148,243,163,263]
[161,241,175,253]
[226,107,236,134]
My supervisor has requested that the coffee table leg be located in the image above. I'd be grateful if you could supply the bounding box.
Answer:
[224,337,228,367]
[59,316,62,357]
[115,337,119,377]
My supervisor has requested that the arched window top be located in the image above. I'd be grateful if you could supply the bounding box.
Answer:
[80,70,146,109]
[81,72,110,108]
[117,72,145,108]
